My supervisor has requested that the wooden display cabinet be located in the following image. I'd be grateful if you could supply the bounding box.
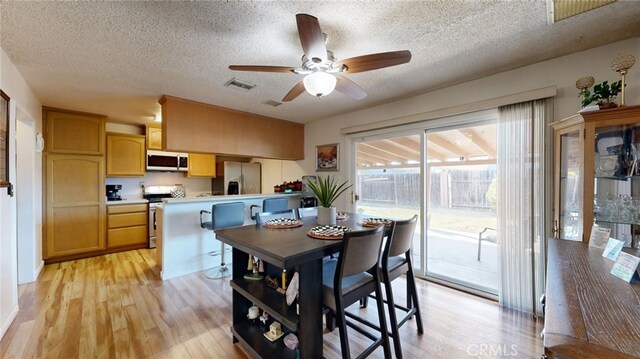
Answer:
[552,105,640,246]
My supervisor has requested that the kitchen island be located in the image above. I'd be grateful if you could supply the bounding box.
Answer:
[156,193,301,280]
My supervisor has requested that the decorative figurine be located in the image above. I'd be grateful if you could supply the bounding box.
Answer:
[244,255,264,281]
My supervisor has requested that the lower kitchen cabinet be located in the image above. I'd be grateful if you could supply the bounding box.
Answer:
[107,204,148,248]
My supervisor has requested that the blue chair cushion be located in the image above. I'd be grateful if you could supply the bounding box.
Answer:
[322,259,374,310]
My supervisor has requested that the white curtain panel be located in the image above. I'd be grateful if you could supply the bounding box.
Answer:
[497,99,551,315]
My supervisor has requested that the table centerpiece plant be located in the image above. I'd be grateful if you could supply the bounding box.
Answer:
[306,175,351,225]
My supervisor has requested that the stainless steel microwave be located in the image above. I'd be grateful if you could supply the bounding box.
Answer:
[146,150,188,171]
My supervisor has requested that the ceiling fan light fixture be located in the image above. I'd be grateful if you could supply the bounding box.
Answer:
[303,71,336,98]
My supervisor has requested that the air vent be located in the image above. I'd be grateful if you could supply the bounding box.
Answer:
[262,100,283,107]
[547,0,616,24]
[224,78,256,91]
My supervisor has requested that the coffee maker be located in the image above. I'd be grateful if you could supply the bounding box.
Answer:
[106,184,123,201]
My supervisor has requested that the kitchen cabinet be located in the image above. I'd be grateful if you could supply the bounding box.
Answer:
[107,204,148,248]
[44,108,107,262]
[186,153,216,177]
[159,95,304,160]
[106,133,146,177]
[552,105,640,245]
[146,124,162,150]
[45,154,105,259]
[44,108,105,155]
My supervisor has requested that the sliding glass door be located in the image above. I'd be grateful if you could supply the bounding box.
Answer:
[353,133,423,270]
[350,115,498,296]
[425,121,498,294]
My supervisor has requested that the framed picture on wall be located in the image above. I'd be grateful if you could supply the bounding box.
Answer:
[0,90,10,191]
[316,143,339,171]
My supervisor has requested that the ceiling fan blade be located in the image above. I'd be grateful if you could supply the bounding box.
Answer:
[282,81,306,102]
[229,65,296,73]
[335,76,367,100]
[337,50,412,73]
[296,14,327,64]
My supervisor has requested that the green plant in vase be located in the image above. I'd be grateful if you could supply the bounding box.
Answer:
[580,80,622,109]
[306,175,351,225]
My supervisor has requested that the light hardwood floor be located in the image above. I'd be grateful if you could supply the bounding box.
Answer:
[0,249,543,358]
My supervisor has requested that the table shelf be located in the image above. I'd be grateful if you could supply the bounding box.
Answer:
[230,279,298,331]
[231,321,297,359]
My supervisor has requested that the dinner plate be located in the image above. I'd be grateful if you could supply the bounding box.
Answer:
[263,218,303,229]
[307,225,351,239]
[359,218,393,227]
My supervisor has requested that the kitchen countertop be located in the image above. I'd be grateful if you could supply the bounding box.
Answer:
[162,192,300,205]
[106,199,149,206]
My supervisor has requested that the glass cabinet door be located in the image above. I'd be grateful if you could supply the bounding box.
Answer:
[592,123,640,248]
[557,129,583,241]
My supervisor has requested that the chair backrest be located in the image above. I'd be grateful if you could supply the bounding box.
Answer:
[212,202,245,230]
[255,209,297,224]
[386,215,418,258]
[338,225,385,278]
[297,207,317,219]
[263,197,288,213]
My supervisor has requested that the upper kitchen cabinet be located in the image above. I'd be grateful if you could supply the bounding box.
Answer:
[187,153,216,177]
[106,133,146,177]
[146,124,162,150]
[159,95,304,160]
[44,107,105,155]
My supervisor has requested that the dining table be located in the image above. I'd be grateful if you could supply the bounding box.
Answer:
[214,212,381,359]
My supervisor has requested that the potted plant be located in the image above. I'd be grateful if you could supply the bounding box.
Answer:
[306,175,351,225]
[580,80,622,109]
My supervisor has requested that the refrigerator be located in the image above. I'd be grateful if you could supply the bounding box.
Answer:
[223,161,261,195]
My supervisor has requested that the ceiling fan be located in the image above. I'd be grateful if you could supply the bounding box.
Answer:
[229,13,412,102]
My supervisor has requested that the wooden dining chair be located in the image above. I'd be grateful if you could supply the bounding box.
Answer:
[322,225,392,359]
[255,209,297,224]
[361,215,423,358]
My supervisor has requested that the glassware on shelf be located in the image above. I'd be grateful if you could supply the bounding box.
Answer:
[596,193,640,224]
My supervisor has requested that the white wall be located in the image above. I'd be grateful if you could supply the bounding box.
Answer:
[0,48,43,339]
[302,37,640,210]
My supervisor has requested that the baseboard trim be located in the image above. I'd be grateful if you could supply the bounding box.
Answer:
[0,304,19,341]
[35,260,44,279]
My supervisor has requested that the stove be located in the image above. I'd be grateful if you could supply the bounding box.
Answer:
[143,185,180,248]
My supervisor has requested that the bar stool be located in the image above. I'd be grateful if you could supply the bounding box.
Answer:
[263,197,288,212]
[322,225,392,359]
[199,202,245,279]
[362,215,423,358]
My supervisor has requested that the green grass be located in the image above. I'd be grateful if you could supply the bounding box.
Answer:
[356,205,497,236]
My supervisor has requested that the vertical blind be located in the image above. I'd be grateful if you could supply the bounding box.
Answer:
[497,98,551,315]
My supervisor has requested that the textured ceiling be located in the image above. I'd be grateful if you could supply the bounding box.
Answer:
[1,1,640,125]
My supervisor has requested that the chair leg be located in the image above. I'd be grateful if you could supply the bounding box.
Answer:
[334,298,352,359]
[360,296,369,308]
[205,243,231,279]
[325,309,336,331]
[383,271,403,358]
[374,279,392,359]
[406,266,423,334]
